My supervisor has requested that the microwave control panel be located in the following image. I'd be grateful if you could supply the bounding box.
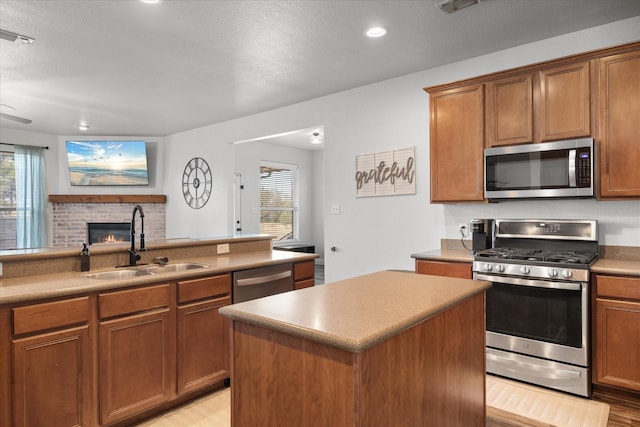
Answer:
[577,148,591,187]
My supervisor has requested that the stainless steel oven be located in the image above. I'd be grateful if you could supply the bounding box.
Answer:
[473,219,598,397]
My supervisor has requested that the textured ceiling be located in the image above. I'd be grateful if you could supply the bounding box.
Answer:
[1,0,640,144]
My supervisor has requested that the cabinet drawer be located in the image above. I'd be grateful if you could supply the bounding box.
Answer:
[294,261,315,281]
[178,274,231,304]
[13,297,89,335]
[596,275,640,300]
[99,284,170,319]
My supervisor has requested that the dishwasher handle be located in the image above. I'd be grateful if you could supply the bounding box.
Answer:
[235,270,292,287]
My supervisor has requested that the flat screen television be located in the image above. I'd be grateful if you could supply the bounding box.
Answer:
[66,140,149,186]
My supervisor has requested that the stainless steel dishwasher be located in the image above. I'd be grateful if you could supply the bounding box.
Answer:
[232,263,293,303]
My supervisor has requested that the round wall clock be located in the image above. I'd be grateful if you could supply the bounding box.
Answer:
[182,157,212,209]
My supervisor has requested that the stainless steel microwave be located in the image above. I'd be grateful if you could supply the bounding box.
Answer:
[484,138,594,200]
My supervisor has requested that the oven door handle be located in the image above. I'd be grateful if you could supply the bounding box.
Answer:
[568,148,577,187]
[475,273,581,291]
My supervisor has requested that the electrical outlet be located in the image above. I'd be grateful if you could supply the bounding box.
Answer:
[217,243,230,254]
[459,223,468,239]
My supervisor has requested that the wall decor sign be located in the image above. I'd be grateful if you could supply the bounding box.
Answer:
[355,147,415,197]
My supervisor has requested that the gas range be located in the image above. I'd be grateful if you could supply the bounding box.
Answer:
[472,219,598,282]
[474,219,599,397]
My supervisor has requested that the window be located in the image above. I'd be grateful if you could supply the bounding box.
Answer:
[259,162,297,241]
[0,145,48,249]
[0,150,17,249]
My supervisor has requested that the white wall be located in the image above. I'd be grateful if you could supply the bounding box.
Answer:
[162,126,235,239]
[162,16,640,283]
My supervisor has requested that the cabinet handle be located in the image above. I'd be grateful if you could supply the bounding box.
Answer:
[236,271,291,287]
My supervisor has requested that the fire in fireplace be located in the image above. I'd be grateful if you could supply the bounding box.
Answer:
[88,222,131,244]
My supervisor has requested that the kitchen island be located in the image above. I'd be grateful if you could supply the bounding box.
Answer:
[220,270,491,427]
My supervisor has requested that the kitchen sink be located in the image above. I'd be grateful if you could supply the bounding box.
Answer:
[84,262,209,280]
[84,269,152,280]
[144,262,209,273]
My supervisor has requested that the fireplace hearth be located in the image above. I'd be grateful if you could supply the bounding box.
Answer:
[88,222,130,245]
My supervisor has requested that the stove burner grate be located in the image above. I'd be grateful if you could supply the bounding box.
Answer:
[475,248,597,265]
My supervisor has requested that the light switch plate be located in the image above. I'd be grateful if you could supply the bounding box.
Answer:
[217,243,230,254]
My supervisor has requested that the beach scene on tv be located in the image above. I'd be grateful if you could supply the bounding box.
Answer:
[66,140,149,186]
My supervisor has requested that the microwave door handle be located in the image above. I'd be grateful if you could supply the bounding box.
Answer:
[568,149,577,187]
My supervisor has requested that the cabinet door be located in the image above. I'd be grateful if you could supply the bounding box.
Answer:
[177,296,230,395]
[429,84,485,202]
[13,326,91,427]
[594,298,640,392]
[415,260,472,279]
[537,61,591,141]
[485,73,533,146]
[598,50,640,198]
[99,309,171,425]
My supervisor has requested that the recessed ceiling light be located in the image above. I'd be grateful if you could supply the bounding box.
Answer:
[140,0,161,4]
[78,124,90,131]
[310,132,322,145]
[366,27,387,38]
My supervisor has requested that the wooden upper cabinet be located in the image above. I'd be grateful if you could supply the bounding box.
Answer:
[597,50,640,198]
[485,73,533,147]
[428,84,485,202]
[537,60,591,141]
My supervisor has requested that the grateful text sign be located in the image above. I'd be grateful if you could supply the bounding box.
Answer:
[355,147,415,197]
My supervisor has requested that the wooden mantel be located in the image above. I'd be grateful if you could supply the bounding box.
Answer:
[48,194,166,203]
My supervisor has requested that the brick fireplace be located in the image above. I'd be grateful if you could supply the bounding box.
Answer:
[49,195,166,247]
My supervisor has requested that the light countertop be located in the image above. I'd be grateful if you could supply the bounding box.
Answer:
[411,248,473,263]
[411,248,640,277]
[0,250,316,306]
[219,270,491,353]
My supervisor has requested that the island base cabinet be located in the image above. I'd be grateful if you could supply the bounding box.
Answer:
[99,310,172,425]
[415,259,472,279]
[228,293,486,427]
[12,326,92,427]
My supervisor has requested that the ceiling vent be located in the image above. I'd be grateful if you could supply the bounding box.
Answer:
[0,28,35,45]
[0,113,32,124]
[436,0,480,14]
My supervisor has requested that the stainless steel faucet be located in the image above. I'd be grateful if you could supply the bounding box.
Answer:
[129,204,146,266]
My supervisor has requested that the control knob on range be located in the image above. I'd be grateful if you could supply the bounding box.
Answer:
[496,264,505,273]
[483,263,493,272]
[519,266,531,275]
[562,269,573,279]
[548,269,558,278]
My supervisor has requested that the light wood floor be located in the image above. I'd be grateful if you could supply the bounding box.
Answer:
[134,376,639,427]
